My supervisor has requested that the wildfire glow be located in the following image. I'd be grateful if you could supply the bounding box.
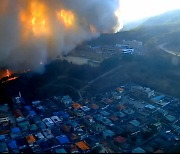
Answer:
[2,77,19,84]
[89,25,97,34]
[6,69,11,77]
[20,1,50,37]
[114,3,124,32]
[0,0,9,15]
[0,69,19,83]
[57,9,75,27]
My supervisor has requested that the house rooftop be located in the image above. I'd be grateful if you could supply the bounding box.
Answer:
[89,103,99,110]
[114,136,127,143]
[60,124,71,133]
[24,106,32,111]
[7,140,18,150]
[72,103,82,109]
[132,147,146,153]
[100,111,110,116]
[75,141,90,151]
[94,114,104,121]
[154,150,164,153]
[0,142,8,153]
[55,148,67,153]
[11,127,21,134]
[29,124,38,131]
[0,104,9,112]
[104,98,113,104]
[69,133,79,141]
[129,120,141,127]
[53,111,69,119]
[81,106,90,112]
[124,108,135,115]
[116,87,124,93]
[115,111,125,118]
[103,130,115,138]
[26,135,36,144]
[110,115,119,121]
[166,115,176,122]
[116,104,126,111]
[145,104,156,110]
[56,135,70,144]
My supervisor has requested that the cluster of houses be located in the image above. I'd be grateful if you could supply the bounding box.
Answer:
[88,40,143,56]
[0,83,179,153]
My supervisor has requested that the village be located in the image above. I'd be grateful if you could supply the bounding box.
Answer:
[0,83,179,153]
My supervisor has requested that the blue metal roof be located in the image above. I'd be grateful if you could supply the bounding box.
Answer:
[0,135,5,141]
[7,140,18,150]
[28,110,37,116]
[53,111,69,119]
[152,95,165,101]
[56,135,70,144]
[24,106,31,111]
[11,127,21,134]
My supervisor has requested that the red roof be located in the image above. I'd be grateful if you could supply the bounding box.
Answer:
[89,103,99,110]
[14,109,23,118]
[154,150,164,153]
[104,98,113,104]
[114,136,126,143]
[26,135,36,143]
[61,124,71,133]
[116,104,126,111]
[69,133,78,141]
[110,115,119,121]
[116,87,124,92]
[72,103,82,109]
[75,141,90,150]
[70,144,79,153]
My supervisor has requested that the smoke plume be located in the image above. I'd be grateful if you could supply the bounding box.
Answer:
[0,0,122,72]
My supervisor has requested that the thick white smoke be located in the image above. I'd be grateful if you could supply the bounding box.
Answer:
[0,0,122,72]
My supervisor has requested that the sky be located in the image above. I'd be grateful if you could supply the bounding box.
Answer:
[120,0,180,24]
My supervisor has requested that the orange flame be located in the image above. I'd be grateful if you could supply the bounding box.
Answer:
[2,76,19,84]
[20,1,50,37]
[89,25,97,34]
[57,9,75,28]
[6,69,11,77]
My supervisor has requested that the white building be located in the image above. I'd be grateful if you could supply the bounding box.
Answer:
[50,116,62,124]
[61,95,73,106]
[42,118,54,127]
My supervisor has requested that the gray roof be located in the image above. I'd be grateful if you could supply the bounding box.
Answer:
[129,120,141,127]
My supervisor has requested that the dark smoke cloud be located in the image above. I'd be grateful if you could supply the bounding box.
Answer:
[0,0,122,72]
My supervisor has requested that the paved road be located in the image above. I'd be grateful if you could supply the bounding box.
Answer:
[159,43,180,57]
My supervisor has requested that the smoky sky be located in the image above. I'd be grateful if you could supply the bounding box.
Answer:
[0,0,122,72]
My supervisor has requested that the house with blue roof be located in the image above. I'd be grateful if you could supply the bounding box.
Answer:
[56,135,70,144]
[24,106,32,111]
[54,148,67,153]
[151,95,165,102]
[103,130,115,139]
[0,135,6,141]
[132,147,146,153]
[165,115,176,122]
[28,110,37,117]
[7,140,18,150]
[53,111,69,119]
[0,142,8,153]
[61,95,72,106]
[18,121,30,132]
[29,124,38,132]
[129,120,141,127]
[36,121,47,130]
[10,127,22,139]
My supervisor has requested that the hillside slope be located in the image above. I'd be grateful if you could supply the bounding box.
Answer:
[89,9,180,51]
